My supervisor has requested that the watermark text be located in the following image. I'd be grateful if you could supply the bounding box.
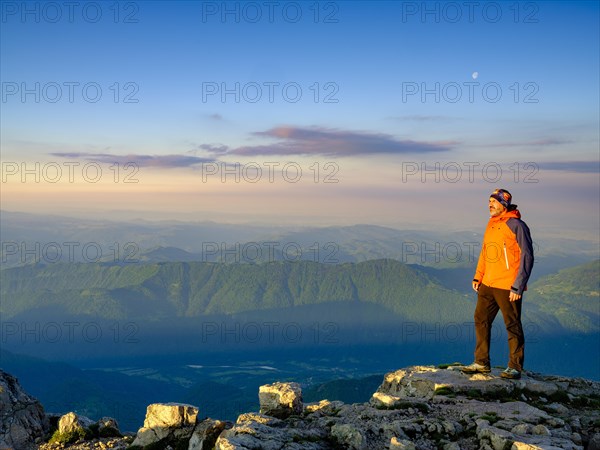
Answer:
[1,162,139,183]
[201,1,339,23]
[1,1,139,23]
[401,1,539,23]
[201,81,339,103]
[2,81,140,103]
[1,241,140,264]
[401,162,539,183]
[1,321,140,344]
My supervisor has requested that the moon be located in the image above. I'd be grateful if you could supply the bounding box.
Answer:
[472,71,479,79]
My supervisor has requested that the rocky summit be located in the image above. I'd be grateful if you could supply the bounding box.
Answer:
[1,365,600,450]
[0,369,48,450]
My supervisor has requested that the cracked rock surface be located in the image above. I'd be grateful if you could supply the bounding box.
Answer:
[0,369,48,450]
[4,365,600,449]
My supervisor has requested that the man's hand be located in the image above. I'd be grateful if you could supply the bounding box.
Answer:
[472,281,480,292]
[509,291,522,302]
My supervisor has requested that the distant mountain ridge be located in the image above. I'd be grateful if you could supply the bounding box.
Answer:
[526,259,600,333]
[1,211,597,273]
[1,258,598,334]
[0,259,470,322]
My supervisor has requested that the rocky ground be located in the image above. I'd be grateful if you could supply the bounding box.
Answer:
[0,369,48,450]
[2,365,599,449]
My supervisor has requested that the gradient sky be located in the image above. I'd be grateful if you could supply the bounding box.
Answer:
[1,1,599,238]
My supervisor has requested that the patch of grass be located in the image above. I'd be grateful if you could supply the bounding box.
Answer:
[546,390,570,404]
[466,389,484,400]
[428,430,446,443]
[479,412,501,425]
[571,394,600,409]
[43,417,60,442]
[486,388,520,402]
[434,386,454,396]
[457,424,477,440]
[48,428,90,445]
[519,387,599,410]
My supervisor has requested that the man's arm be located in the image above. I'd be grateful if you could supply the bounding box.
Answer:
[473,246,485,292]
[507,219,534,296]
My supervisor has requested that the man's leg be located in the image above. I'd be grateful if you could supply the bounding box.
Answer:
[496,288,525,372]
[473,284,500,367]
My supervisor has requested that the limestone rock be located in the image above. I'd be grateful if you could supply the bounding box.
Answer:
[132,402,199,448]
[531,424,551,436]
[546,402,569,414]
[389,437,416,450]
[259,381,303,419]
[142,402,198,429]
[589,433,600,450]
[58,412,94,434]
[96,417,121,437]
[305,399,344,415]
[330,423,365,450]
[372,365,569,405]
[477,419,515,450]
[31,364,600,450]
[512,423,533,435]
[442,442,460,450]
[0,369,49,450]
[215,412,328,450]
[188,418,230,450]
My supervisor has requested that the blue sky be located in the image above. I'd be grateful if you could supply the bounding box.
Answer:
[1,1,599,237]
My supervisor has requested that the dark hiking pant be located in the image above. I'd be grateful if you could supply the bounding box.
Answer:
[474,283,525,372]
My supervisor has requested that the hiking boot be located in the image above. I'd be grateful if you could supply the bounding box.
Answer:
[500,367,521,379]
[461,362,491,374]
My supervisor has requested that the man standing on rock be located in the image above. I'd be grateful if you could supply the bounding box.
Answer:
[463,189,534,380]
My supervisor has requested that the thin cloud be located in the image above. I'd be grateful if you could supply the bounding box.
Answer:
[538,161,600,173]
[50,152,214,168]
[389,115,455,122]
[220,126,454,157]
[484,138,573,148]
[197,144,230,155]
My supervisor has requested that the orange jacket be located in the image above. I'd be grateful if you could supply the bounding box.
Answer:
[473,208,534,295]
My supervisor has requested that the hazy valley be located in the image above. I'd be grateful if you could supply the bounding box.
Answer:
[1,212,598,433]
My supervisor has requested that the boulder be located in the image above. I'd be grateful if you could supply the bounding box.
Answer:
[389,437,416,450]
[57,412,94,434]
[132,402,199,448]
[31,364,596,450]
[477,419,516,450]
[330,423,365,450]
[373,365,521,403]
[214,412,327,450]
[188,418,230,450]
[0,369,49,449]
[305,399,344,415]
[97,416,121,437]
[259,382,303,419]
[589,433,600,450]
